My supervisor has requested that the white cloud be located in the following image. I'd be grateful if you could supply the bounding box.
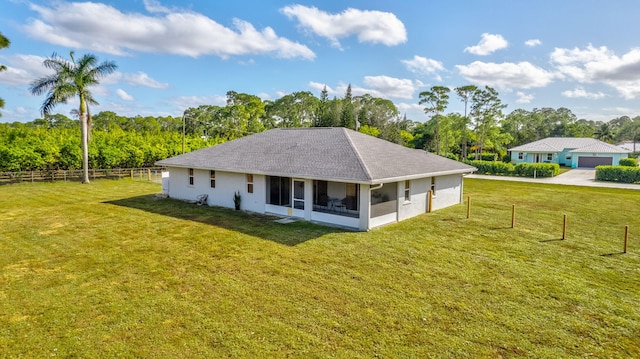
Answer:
[123,72,169,89]
[464,33,508,56]
[0,54,50,85]
[309,82,337,95]
[402,55,444,80]
[561,87,606,99]
[515,91,534,104]
[171,95,227,111]
[309,76,416,100]
[525,39,542,47]
[456,61,556,89]
[281,5,407,48]
[362,75,416,99]
[550,45,640,99]
[143,0,172,14]
[24,1,315,60]
[116,89,134,101]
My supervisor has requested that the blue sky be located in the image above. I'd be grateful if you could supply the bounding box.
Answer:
[2,0,640,123]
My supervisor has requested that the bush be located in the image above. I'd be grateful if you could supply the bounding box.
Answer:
[467,152,498,162]
[465,160,560,178]
[619,158,638,167]
[445,153,459,161]
[464,160,513,175]
[513,163,560,177]
[596,166,640,183]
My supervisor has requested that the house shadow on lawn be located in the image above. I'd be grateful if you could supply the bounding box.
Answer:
[104,195,347,246]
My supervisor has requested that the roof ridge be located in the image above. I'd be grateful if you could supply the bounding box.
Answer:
[342,128,373,181]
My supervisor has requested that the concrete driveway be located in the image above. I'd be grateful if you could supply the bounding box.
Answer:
[466,169,640,190]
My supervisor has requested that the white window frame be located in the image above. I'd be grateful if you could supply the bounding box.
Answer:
[246,174,254,194]
[431,177,436,196]
[188,168,194,186]
[210,170,216,188]
[404,180,411,202]
[518,152,524,160]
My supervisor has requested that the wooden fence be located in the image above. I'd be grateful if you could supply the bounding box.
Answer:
[0,167,166,184]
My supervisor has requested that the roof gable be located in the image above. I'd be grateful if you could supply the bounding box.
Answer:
[157,128,474,183]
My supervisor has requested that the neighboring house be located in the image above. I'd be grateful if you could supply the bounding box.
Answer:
[616,141,640,154]
[156,127,475,231]
[509,137,628,168]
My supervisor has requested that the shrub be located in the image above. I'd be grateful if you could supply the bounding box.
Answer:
[464,160,513,175]
[445,153,459,161]
[465,160,560,178]
[480,152,497,161]
[596,166,640,183]
[513,163,560,177]
[619,158,638,167]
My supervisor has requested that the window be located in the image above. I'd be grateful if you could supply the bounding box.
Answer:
[345,183,360,210]
[210,170,216,188]
[188,168,194,185]
[267,176,291,206]
[518,152,524,160]
[566,155,572,160]
[547,153,553,161]
[431,177,436,195]
[404,180,411,202]
[246,174,254,193]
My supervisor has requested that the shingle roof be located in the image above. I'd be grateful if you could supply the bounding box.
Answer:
[156,128,475,184]
[509,137,628,154]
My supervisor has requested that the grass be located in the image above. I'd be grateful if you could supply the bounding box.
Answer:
[1,178,639,358]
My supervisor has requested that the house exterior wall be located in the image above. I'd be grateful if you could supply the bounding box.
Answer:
[511,152,560,165]
[398,178,429,221]
[558,150,573,166]
[166,167,467,231]
[431,174,463,211]
[513,149,627,167]
[165,166,266,213]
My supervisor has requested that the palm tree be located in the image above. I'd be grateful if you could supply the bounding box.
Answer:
[0,32,10,114]
[30,52,117,183]
[594,123,614,143]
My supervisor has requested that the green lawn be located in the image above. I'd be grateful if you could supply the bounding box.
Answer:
[1,179,638,358]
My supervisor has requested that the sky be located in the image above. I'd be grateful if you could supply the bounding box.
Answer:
[2,0,640,124]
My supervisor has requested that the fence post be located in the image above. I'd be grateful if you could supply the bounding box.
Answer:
[466,195,471,219]
[624,225,629,253]
[428,190,433,212]
[147,168,151,181]
[562,214,567,240]
[130,169,134,180]
[511,204,515,228]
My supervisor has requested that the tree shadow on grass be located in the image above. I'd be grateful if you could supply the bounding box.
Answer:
[104,195,348,246]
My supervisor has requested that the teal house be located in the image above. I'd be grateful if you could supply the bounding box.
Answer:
[509,137,628,168]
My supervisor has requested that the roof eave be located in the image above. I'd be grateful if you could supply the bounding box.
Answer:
[158,163,475,185]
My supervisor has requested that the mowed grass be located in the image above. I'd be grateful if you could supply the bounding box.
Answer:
[0,179,639,358]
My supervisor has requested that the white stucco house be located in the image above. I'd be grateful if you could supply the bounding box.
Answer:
[509,137,628,168]
[156,127,475,231]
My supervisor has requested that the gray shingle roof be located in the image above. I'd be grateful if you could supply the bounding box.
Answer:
[509,137,628,154]
[156,128,475,184]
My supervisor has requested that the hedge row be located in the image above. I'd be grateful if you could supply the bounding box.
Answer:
[465,160,560,177]
[595,166,640,183]
[619,158,638,167]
